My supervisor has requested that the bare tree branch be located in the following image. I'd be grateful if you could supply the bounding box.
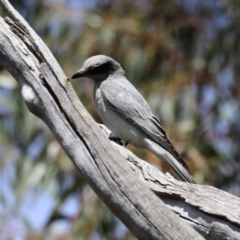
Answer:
[0,1,239,239]
[0,1,204,239]
[100,124,240,240]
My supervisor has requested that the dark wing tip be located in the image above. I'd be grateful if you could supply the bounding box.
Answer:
[151,116,189,170]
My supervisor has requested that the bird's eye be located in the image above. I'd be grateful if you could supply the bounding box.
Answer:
[91,66,104,75]
[90,63,111,75]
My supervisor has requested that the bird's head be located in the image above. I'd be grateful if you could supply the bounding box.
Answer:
[71,55,125,82]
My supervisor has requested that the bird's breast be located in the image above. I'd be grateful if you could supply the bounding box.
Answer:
[93,84,146,147]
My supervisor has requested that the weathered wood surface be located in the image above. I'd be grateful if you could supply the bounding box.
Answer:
[0,1,204,239]
[0,0,239,239]
[101,125,240,240]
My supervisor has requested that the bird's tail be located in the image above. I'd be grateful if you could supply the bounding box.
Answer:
[144,139,197,184]
[161,150,197,184]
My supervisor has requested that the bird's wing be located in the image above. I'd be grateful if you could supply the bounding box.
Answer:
[100,78,188,169]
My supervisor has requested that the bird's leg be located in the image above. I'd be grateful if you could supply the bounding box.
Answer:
[109,134,123,146]
[109,134,129,147]
[123,141,129,147]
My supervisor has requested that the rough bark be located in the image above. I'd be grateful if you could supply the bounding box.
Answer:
[0,1,239,239]
[101,124,240,240]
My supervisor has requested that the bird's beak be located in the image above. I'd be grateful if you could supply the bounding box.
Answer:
[71,68,86,79]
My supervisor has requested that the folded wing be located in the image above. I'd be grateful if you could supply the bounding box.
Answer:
[100,77,188,170]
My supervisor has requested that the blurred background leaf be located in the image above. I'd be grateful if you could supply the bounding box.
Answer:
[1,0,240,239]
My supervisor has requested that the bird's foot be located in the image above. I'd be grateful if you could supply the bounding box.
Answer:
[123,141,129,147]
[108,131,129,147]
[109,134,123,146]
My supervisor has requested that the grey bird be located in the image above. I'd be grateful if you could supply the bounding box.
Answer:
[72,55,196,184]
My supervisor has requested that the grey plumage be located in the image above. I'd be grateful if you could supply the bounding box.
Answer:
[72,55,196,184]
